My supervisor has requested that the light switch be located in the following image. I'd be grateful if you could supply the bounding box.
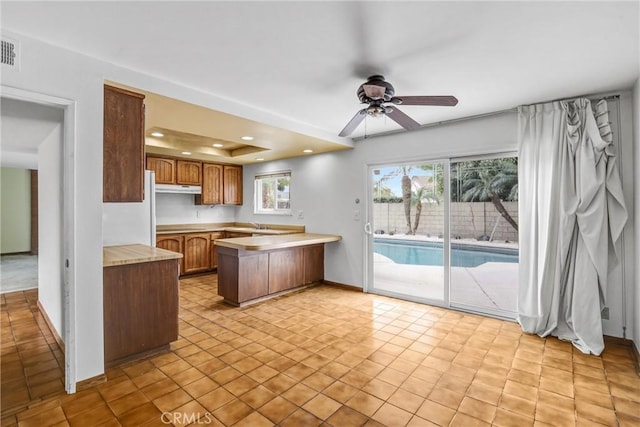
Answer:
[353,210,360,221]
[297,210,304,219]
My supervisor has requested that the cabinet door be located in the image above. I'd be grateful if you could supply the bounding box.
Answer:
[103,259,179,363]
[103,85,145,202]
[303,244,324,284]
[146,157,176,184]
[156,234,184,274]
[184,233,210,274]
[177,160,202,185]
[198,163,223,205]
[210,232,224,269]
[223,165,243,205]
[268,247,304,294]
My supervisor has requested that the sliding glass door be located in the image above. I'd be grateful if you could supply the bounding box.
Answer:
[449,155,519,317]
[367,161,449,306]
[366,154,519,319]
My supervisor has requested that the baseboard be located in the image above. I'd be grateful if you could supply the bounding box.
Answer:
[37,300,64,353]
[633,343,640,376]
[604,335,640,377]
[105,344,171,368]
[322,280,363,292]
[76,374,107,391]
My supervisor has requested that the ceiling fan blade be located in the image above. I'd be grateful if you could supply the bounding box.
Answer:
[338,109,367,137]
[385,107,420,130]
[390,95,458,106]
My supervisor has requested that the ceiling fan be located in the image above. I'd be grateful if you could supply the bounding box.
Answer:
[339,75,458,137]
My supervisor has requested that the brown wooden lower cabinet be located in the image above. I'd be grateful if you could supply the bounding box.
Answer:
[269,247,304,294]
[217,244,325,306]
[183,233,210,274]
[210,232,225,269]
[103,259,179,365]
[156,234,184,274]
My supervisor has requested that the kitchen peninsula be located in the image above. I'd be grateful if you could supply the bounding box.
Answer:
[215,233,342,306]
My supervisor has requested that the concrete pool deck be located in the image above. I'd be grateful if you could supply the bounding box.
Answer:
[372,236,519,315]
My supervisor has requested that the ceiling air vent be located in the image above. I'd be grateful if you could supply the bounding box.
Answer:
[1,38,19,69]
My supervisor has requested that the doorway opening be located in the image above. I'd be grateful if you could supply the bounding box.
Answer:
[1,86,76,398]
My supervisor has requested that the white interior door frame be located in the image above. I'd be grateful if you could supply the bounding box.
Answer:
[1,85,77,393]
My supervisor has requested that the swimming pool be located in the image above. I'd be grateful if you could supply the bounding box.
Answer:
[373,238,518,268]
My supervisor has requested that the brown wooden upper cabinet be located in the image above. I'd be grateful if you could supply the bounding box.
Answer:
[146,156,202,186]
[223,165,243,205]
[196,163,223,205]
[103,85,145,202]
[146,157,176,184]
[176,160,202,185]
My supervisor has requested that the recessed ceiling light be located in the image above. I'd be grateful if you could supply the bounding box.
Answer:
[241,136,254,141]
[255,158,264,161]
[151,132,164,137]
[213,143,224,148]
[181,151,192,155]
[303,149,313,153]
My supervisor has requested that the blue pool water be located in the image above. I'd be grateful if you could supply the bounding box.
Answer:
[374,238,518,268]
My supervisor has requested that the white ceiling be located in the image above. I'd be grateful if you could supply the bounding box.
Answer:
[2,1,638,146]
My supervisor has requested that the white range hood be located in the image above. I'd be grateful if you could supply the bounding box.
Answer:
[155,184,202,194]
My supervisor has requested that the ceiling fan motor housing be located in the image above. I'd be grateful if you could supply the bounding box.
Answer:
[357,75,395,103]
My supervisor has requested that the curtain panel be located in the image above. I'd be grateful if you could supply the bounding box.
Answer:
[517,98,627,355]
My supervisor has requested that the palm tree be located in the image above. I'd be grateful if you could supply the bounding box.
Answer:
[401,167,412,234]
[411,186,440,235]
[377,166,415,234]
[461,160,518,231]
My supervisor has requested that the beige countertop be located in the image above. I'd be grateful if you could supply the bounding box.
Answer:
[156,223,304,236]
[215,233,342,251]
[103,244,183,267]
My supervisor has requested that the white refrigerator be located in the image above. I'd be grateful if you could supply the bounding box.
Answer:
[102,170,156,247]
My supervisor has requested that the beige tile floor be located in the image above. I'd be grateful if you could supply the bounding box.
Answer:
[1,274,639,426]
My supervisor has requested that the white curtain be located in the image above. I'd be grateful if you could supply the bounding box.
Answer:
[517,98,627,355]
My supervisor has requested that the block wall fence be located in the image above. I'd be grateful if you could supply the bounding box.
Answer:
[373,201,519,242]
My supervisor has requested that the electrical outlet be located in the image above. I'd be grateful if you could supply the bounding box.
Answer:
[297,210,304,219]
[353,210,360,221]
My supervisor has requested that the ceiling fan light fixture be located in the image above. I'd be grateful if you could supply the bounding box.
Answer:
[366,105,386,117]
[362,84,386,100]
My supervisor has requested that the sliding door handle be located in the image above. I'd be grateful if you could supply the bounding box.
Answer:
[364,222,373,235]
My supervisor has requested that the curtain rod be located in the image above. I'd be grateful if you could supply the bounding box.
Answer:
[354,93,622,142]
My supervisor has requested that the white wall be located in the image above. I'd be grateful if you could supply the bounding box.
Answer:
[633,77,640,354]
[156,193,236,225]
[38,124,63,337]
[0,168,31,253]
